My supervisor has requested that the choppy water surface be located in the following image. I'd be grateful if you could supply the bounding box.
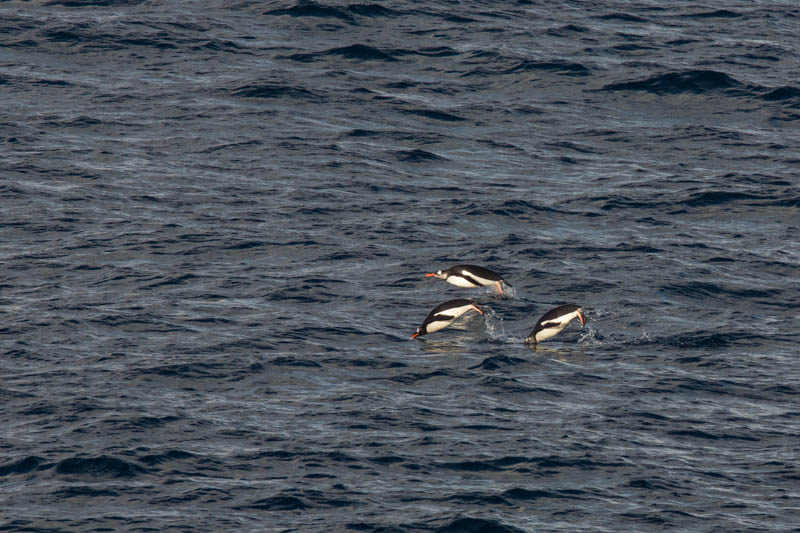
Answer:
[1,1,799,531]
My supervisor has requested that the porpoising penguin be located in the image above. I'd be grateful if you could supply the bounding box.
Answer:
[525,304,586,346]
[426,264,512,295]
[412,299,484,339]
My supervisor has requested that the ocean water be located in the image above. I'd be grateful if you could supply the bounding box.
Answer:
[1,0,799,531]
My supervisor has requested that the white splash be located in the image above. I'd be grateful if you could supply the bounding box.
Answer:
[483,307,525,344]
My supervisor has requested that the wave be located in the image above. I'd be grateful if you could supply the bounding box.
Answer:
[479,375,564,396]
[138,450,196,466]
[463,58,591,78]
[385,369,459,385]
[231,84,322,101]
[661,332,760,348]
[413,46,460,57]
[506,59,590,76]
[668,429,759,441]
[761,86,800,102]
[773,195,800,207]
[402,108,467,122]
[504,487,584,500]
[55,456,147,478]
[590,189,796,211]
[265,1,401,22]
[438,454,625,473]
[240,490,357,510]
[461,199,566,218]
[596,12,649,23]
[53,486,120,498]
[243,494,310,510]
[41,26,179,51]
[136,361,231,378]
[0,456,45,476]
[683,191,768,207]
[443,492,511,505]
[602,69,742,95]
[659,281,779,300]
[433,517,526,533]
[601,69,800,105]
[285,44,399,62]
[394,149,446,162]
[268,356,322,368]
[683,9,743,18]
[327,44,399,61]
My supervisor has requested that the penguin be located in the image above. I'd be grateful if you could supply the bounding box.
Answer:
[525,304,586,345]
[412,299,484,339]
[425,264,512,294]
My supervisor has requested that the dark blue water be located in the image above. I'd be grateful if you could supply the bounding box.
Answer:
[1,1,799,531]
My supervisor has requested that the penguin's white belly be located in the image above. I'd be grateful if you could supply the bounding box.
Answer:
[426,302,480,333]
[446,275,481,288]
[425,316,456,333]
[533,324,567,342]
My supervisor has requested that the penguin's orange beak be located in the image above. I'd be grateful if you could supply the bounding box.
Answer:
[471,304,484,315]
[412,331,420,339]
[577,309,586,326]
[425,273,437,277]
